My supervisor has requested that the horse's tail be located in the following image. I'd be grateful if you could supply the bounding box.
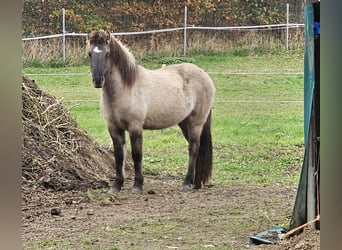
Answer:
[194,110,213,188]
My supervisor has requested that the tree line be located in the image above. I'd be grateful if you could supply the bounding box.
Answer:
[22,0,304,36]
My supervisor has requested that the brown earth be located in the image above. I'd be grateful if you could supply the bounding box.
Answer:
[22,76,319,249]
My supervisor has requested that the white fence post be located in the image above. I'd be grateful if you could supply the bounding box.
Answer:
[286,3,289,49]
[62,8,66,62]
[183,6,187,57]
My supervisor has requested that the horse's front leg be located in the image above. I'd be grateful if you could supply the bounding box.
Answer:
[129,128,144,194]
[108,127,126,194]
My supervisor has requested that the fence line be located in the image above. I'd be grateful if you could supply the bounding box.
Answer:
[286,3,290,49]
[22,24,304,41]
[23,72,304,104]
[183,6,188,56]
[24,73,92,76]
[60,99,303,104]
[207,72,303,75]
[24,72,303,77]
[22,4,304,60]
[214,100,303,103]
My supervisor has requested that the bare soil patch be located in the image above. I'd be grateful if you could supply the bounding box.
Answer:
[22,75,319,249]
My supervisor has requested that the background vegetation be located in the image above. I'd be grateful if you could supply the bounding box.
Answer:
[22,0,304,35]
[22,0,305,67]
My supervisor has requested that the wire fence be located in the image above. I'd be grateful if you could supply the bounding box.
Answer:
[23,71,304,104]
[22,4,304,64]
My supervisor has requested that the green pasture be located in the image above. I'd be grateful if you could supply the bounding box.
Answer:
[23,52,305,186]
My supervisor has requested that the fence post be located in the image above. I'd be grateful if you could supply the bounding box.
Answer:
[183,6,187,57]
[286,3,289,49]
[62,8,66,62]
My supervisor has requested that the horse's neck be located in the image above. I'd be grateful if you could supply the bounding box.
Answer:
[102,66,126,100]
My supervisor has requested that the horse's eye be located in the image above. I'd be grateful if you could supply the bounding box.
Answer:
[105,53,110,58]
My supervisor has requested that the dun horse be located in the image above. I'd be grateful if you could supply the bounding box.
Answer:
[87,30,215,194]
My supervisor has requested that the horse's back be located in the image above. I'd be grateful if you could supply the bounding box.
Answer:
[155,63,215,97]
[144,63,215,127]
[144,62,215,105]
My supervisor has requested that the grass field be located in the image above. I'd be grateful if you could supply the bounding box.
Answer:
[23,51,305,186]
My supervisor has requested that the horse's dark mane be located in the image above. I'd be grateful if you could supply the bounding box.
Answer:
[89,31,138,88]
[108,37,138,88]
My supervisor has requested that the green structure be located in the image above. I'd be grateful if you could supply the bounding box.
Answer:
[290,0,320,233]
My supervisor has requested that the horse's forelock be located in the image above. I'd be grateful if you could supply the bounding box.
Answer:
[89,30,111,45]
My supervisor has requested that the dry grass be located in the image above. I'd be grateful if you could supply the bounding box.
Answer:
[22,36,88,66]
[22,29,304,66]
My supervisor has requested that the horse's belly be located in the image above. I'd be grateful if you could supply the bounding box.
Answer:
[143,108,188,130]
[142,88,192,129]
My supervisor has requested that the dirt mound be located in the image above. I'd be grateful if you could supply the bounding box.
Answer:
[22,75,114,194]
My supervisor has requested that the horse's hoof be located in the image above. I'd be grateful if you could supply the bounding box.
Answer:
[108,186,120,194]
[132,187,142,195]
[180,185,192,192]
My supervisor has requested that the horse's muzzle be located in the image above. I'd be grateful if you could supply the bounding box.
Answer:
[93,76,105,88]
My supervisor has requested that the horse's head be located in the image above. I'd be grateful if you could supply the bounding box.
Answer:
[87,30,112,88]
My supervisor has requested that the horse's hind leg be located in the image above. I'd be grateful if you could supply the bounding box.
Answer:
[108,127,126,194]
[128,128,144,194]
[179,121,202,192]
